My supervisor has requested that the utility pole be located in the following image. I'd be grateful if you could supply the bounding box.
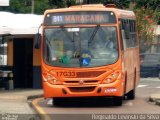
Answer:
[31,0,34,14]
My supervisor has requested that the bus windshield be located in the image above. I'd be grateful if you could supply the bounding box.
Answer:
[43,26,118,67]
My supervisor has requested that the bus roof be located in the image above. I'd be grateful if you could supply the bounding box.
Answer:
[44,4,136,20]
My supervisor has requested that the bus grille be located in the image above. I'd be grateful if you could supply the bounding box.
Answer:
[64,80,99,85]
[76,71,105,78]
[69,87,95,92]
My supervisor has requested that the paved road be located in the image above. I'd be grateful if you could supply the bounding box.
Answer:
[35,78,160,120]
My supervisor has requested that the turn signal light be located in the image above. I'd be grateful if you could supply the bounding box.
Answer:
[48,78,62,85]
[43,74,62,85]
[102,71,120,84]
[47,75,52,81]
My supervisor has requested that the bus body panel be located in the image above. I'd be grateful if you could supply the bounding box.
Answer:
[123,47,140,93]
[41,57,125,98]
[43,79,123,98]
[40,4,140,100]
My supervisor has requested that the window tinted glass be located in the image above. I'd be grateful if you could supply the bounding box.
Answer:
[43,26,119,67]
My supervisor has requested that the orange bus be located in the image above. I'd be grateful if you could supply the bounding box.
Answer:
[35,4,140,106]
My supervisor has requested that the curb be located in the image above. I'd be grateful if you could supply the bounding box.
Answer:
[0,91,44,100]
[31,98,52,120]
[0,94,43,101]
[27,94,43,100]
[0,96,27,101]
[149,94,160,107]
[149,97,155,102]
[149,94,160,102]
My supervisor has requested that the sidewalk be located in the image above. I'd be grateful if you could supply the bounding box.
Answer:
[0,89,43,120]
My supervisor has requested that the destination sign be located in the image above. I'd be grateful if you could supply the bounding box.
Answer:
[44,11,116,26]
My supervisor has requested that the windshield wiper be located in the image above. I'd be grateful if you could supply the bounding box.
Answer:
[44,31,51,46]
[88,25,100,45]
[60,26,74,42]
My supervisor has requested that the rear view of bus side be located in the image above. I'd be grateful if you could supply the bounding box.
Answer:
[37,4,140,106]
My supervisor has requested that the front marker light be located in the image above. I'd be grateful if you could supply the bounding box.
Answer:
[48,78,61,85]
[47,74,55,84]
[53,79,57,84]
[47,75,52,80]
[111,73,116,78]
[45,74,61,85]
[102,71,121,84]
[106,78,112,83]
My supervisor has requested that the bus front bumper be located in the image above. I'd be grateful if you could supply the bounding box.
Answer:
[43,79,123,98]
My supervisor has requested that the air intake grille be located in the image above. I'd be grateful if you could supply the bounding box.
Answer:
[76,71,105,78]
[69,87,95,92]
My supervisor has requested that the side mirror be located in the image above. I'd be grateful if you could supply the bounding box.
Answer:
[34,33,41,49]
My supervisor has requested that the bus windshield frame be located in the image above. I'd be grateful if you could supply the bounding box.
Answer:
[43,25,119,68]
[44,11,117,26]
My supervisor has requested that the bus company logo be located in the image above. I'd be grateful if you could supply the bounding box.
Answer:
[79,80,84,85]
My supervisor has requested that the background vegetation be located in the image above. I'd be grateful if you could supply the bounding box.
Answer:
[0,0,160,53]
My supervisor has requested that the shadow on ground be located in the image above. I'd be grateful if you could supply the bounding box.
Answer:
[51,97,121,108]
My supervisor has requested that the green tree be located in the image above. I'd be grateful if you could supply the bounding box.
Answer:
[83,0,130,8]
[133,0,160,10]
[48,0,76,8]
[66,0,76,7]
[34,0,51,14]
[0,0,30,13]
[133,0,160,24]
[49,0,66,8]
[0,0,50,14]
[134,7,158,52]
[131,0,160,53]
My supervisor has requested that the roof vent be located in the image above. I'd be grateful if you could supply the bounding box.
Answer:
[70,4,105,8]
[105,4,116,8]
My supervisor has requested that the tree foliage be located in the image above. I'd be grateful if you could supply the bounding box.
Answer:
[83,0,130,8]
[0,0,76,14]
[131,0,160,52]
[34,0,51,14]
[0,0,159,14]
[133,0,160,10]
[133,0,160,23]
[134,7,159,52]
[0,0,159,53]
[48,0,76,8]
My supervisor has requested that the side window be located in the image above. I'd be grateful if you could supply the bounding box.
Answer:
[129,20,137,47]
[121,19,129,50]
[120,19,137,49]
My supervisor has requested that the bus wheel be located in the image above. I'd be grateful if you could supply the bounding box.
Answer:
[126,70,136,100]
[52,98,64,106]
[126,89,135,100]
[113,96,123,106]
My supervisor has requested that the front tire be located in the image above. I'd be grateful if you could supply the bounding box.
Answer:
[126,70,136,100]
[113,96,123,106]
[126,89,135,100]
[53,98,64,106]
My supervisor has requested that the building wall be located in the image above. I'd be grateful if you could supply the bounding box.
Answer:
[33,47,41,66]
[0,36,42,89]
[7,39,13,66]
[33,38,42,89]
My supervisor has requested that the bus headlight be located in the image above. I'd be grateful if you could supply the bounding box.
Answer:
[53,79,57,84]
[102,71,120,84]
[45,74,62,85]
[47,75,52,81]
